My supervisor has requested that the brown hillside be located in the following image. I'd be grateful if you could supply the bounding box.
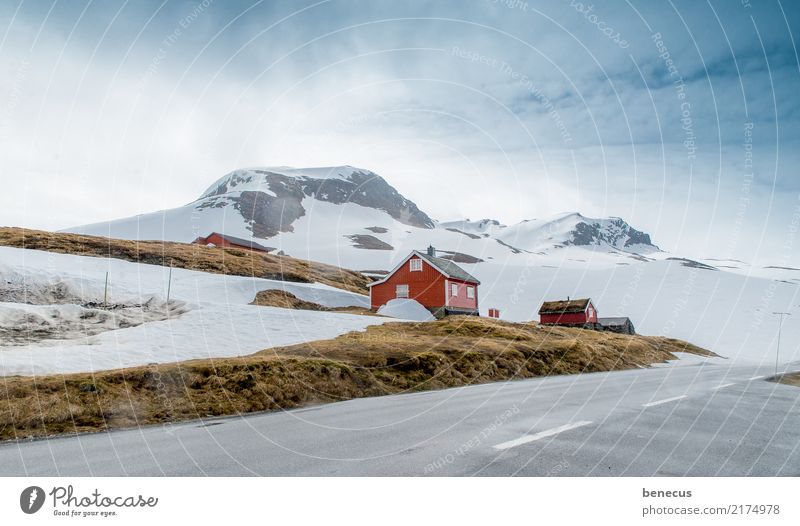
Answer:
[0,316,714,441]
[771,372,800,388]
[250,289,378,316]
[0,227,370,294]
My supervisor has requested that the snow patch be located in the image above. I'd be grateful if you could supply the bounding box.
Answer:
[0,298,186,346]
[650,351,727,367]
[0,246,381,376]
[377,299,435,321]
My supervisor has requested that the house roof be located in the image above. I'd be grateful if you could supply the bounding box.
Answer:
[538,298,592,314]
[598,317,631,326]
[419,252,480,284]
[367,250,480,287]
[199,232,275,253]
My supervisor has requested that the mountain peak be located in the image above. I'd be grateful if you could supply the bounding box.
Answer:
[197,166,435,237]
[496,214,658,253]
[66,165,657,261]
[200,165,375,198]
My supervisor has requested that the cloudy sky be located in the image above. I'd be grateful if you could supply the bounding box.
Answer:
[1,0,799,264]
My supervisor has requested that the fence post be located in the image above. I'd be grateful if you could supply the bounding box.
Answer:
[166,264,173,316]
[103,271,109,306]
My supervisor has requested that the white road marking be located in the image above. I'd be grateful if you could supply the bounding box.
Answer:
[492,421,593,451]
[714,383,736,390]
[642,395,686,408]
[748,376,765,381]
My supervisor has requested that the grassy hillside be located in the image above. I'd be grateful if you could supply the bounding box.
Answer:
[772,372,800,388]
[0,227,370,294]
[250,289,378,315]
[0,316,714,441]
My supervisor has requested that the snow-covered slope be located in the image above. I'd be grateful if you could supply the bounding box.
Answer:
[495,213,657,253]
[60,165,800,365]
[439,218,507,238]
[0,246,385,376]
[66,166,656,265]
[470,252,800,365]
[68,165,435,243]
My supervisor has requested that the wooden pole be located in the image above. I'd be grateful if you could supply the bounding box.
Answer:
[103,271,109,306]
[166,265,172,316]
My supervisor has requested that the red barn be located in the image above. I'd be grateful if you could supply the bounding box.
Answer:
[368,246,480,317]
[192,232,275,254]
[538,298,598,327]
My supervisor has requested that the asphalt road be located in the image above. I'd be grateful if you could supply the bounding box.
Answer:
[1,362,799,476]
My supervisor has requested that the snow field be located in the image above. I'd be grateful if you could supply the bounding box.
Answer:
[0,247,384,376]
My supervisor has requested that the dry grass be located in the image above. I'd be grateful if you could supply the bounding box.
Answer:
[250,289,379,316]
[0,227,370,294]
[772,372,800,387]
[0,316,713,441]
[251,289,332,310]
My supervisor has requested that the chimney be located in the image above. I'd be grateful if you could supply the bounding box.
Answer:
[427,245,436,257]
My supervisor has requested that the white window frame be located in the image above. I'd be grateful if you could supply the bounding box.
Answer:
[410,259,422,272]
[466,286,475,299]
[396,284,409,298]
[451,283,458,297]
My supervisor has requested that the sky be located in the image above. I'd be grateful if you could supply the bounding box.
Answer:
[0,0,799,265]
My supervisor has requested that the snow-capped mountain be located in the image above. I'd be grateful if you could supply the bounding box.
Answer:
[54,164,800,364]
[67,165,658,265]
[68,166,438,247]
[494,213,657,253]
[200,166,435,235]
[438,215,655,252]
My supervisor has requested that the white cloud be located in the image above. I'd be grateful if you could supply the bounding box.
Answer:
[0,0,798,266]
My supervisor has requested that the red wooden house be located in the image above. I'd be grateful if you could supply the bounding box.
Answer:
[192,232,276,254]
[368,246,480,317]
[538,298,598,327]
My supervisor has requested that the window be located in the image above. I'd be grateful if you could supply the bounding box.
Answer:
[396,284,409,298]
[451,283,458,297]
[410,259,422,272]
[467,286,475,299]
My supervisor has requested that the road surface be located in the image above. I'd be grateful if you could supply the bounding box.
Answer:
[1,362,799,476]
